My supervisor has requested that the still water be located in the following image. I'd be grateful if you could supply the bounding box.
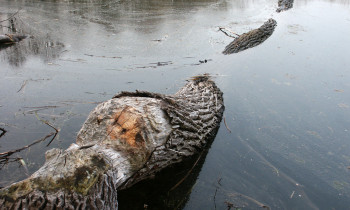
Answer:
[1,0,350,209]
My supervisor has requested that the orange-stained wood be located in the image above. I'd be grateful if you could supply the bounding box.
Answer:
[107,106,145,147]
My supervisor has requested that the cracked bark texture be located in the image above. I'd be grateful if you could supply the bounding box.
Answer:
[223,19,277,54]
[276,0,294,12]
[0,75,224,209]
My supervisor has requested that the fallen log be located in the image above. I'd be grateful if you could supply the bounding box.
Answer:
[276,0,294,12]
[222,19,277,55]
[0,34,27,45]
[0,75,224,209]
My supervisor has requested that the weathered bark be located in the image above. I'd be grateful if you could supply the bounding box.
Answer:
[222,19,277,55]
[0,75,224,209]
[276,0,294,12]
[0,34,27,45]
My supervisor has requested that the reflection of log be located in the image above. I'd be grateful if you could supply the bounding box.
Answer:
[118,147,210,209]
[276,0,294,12]
[0,75,224,209]
[0,34,27,45]
[223,19,277,55]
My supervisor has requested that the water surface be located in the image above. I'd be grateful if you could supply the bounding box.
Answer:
[0,0,350,209]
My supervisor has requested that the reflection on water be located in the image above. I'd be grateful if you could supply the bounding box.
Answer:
[1,0,350,209]
[0,13,64,66]
[118,148,211,210]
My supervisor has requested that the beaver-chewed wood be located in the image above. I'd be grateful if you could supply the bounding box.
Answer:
[0,75,224,209]
[0,34,27,45]
[276,0,294,12]
[222,19,277,55]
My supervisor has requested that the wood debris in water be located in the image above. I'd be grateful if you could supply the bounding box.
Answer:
[0,10,21,23]
[0,128,6,138]
[338,103,349,109]
[17,80,28,93]
[218,27,240,38]
[0,132,56,168]
[17,79,51,93]
[169,151,204,191]
[276,0,294,13]
[223,116,232,133]
[84,53,121,59]
[35,114,60,146]
[222,19,277,54]
[0,114,60,168]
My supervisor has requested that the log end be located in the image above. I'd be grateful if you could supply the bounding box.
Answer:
[0,34,27,45]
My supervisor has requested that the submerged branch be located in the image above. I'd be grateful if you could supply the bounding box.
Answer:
[34,113,60,146]
[0,132,55,159]
[170,151,204,191]
[0,115,59,166]
[0,10,21,23]
[17,80,28,93]
[0,128,6,138]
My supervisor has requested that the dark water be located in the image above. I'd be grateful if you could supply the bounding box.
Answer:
[1,0,350,209]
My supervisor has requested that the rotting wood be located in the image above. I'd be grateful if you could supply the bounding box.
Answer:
[222,19,277,55]
[276,0,294,12]
[0,75,224,209]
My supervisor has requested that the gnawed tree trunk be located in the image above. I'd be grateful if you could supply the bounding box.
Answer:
[222,19,277,55]
[276,0,294,12]
[0,34,27,45]
[0,75,224,209]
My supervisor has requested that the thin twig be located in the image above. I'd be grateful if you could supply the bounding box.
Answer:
[217,177,222,186]
[214,176,222,210]
[46,132,58,147]
[214,188,218,210]
[84,53,121,59]
[0,157,22,168]
[23,105,62,114]
[229,193,270,210]
[223,116,232,133]
[170,151,204,191]
[0,9,21,23]
[174,182,196,209]
[0,127,7,138]
[218,27,240,38]
[290,190,295,199]
[17,80,28,93]
[34,113,59,146]
[24,105,60,109]
[0,132,55,158]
